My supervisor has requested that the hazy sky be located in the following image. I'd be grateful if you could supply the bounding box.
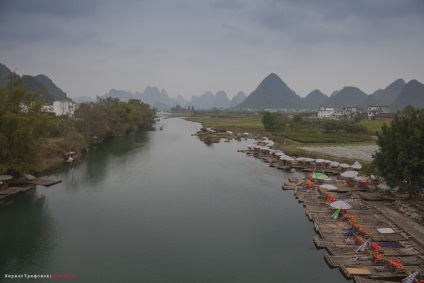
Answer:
[1,0,423,100]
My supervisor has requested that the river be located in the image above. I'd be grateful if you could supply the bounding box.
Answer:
[0,118,347,282]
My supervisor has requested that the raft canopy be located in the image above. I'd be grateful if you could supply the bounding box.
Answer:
[0,175,13,181]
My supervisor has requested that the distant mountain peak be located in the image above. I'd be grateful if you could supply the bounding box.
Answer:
[235,73,301,109]
[386,78,405,91]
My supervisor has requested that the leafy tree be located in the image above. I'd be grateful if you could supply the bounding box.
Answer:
[74,97,155,143]
[292,114,303,124]
[262,111,278,131]
[74,101,109,143]
[322,120,340,133]
[0,73,58,175]
[373,109,424,198]
[402,104,415,114]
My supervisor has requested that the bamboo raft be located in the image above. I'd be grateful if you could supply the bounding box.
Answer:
[26,178,62,187]
[0,185,34,195]
[325,253,424,268]
[353,276,401,283]
[0,185,35,201]
[339,263,420,280]
[282,182,298,190]
[238,147,424,281]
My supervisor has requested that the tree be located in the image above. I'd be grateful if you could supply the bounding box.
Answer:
[261,111,278,131]
[373,109,424,198]
[292,114,303,124]
[74,101,109,144]
[402,105,415,114]
[0,73,57,175]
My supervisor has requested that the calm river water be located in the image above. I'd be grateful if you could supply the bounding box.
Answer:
[0,118,347,282]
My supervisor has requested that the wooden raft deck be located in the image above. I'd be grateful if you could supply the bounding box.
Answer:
[353,276,400,283]
[325,254,424,268]
[26,178,62,187]
[239,150,424,282]
[339,263,420,280]
[0,185,34,200]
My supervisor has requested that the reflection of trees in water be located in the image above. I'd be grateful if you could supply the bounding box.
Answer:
[0,192,55,274]
[51,130,151,192]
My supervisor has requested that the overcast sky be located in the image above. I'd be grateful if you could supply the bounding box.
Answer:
[1,0,423,100]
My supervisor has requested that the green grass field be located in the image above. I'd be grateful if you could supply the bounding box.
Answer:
[185,113,380,145]
[358,120,387,134]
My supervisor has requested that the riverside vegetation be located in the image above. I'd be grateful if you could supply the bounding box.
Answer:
[186,111,378,154]
[0,73,156,177]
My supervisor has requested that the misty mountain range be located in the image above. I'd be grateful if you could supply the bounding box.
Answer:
[1,63,67,103]
[100,87,247,110]
[1,62,423,112]
[235,73,424,112]
[97,73,424,112]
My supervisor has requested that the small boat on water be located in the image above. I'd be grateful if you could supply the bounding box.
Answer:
[64,151,81,164]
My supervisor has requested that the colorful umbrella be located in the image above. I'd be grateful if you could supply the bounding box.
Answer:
[402,271,419,283]
[312,172,328,180]
[351,161,362,170]
[339,163,351,169]
[319,184,338,191]
[330,200,352,210]
[332,209,341,219]
[341,171,359,178]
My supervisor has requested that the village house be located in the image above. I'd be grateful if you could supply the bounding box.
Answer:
[42,100,78,116]
[374,112,397,121]
[318,106,363,119]
[317,107,334,118]
[367,105,390,120]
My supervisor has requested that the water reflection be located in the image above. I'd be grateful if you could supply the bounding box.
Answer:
[0,191,55,275]
[0,118,347,282]
[50,130,151,192]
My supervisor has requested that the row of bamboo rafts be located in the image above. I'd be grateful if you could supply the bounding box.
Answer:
[293,184,424,281]
[244,151,349,174]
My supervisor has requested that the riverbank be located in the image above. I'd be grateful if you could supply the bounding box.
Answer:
[237,142,424,282]
[183,114,378,165]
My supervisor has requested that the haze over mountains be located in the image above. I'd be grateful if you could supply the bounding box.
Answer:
[1,62,423,112]
[0,63,68,103]
[235,73,424,112]
[101,88,247,110]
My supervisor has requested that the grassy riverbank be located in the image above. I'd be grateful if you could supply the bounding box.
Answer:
[184,112,382,164]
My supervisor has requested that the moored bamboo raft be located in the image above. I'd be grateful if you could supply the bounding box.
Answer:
[0,185,35,201]
[340,263,421,280]
[353,276,399,283]
[238,145,424,282]
[325,254,424,268]
[325,254,375,268]
[0,185,34,195]
[282,182,297,190]
[26,178,62,187]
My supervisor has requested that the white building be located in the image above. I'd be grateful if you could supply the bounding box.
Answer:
[42,105,54,113]
[53,100,78,116]
[317,107,334,118]
[367,106,390,120]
